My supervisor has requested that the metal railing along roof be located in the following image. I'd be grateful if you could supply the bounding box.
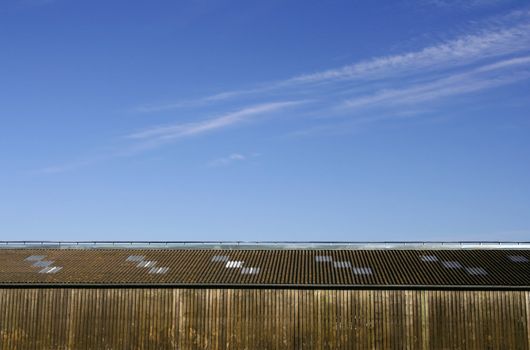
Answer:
[0,240,529,250]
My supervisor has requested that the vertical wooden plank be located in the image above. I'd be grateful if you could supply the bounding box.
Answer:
[7,287,17,350]
[413,290,421,350]
[374,290,382,350]
[243,288,249,349]
[6,287,15,349]
[247,289,252,349]
[421,290,429,350]
[363,289,369,350]
[254,288,261,350]
[215,288,221,350]
[220,288,227,350]
[16,289,25,350]
[185,288,193,349]
[328,289,334,350]
[24,288,33,349]
[73,289,82,349]
[193,288,200,349]
[403,290,410,350]
[45,288,54,349]
[175,289,182,349]
[388,290,394,349]
[262,289,269,350]
[467,290,475,349]
[35,289,43,349]
[312,289,318,350]
[498,291,508,350]
[208,288,214,350]
[282,289,289,349]
[446,291,454,350]
[336,290,343,350]
[483,290,491,349]
[10,292,19,349]
[226,288,233,350]
[501,291,512,350]
[491,291,499,350]
[473,291,482,350]
[0,289,5,349]
[301,289,308,350]
[451,291,460,349]
[338,289,351,349]
[182,289,189,349]
[519,291,530,349]
[113,288,120,349]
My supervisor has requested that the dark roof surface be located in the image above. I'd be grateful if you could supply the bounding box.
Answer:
[1,247,529,288]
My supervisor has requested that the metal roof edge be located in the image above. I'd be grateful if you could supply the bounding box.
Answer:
[1,241,530,250]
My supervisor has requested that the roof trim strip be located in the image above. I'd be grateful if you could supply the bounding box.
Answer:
[1,241,530,250]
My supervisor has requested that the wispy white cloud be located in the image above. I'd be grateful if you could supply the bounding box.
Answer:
[38,9,530,174]
[11,0,57,7]
[133,90,254,113]
[36,162,91,175]
[35,102,299,175]
[133,10,530,113]
[424,0,513,9]
[33,156,108,175]
[342,55,530,110]
[289,20,530,84]
[288,109,434,138]
[128,100,304,142]
[475,55,530,72]
[289,54,530,137]
[208,153,247,167]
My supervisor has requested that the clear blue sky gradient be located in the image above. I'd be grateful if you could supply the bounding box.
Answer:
[1,0,529,241]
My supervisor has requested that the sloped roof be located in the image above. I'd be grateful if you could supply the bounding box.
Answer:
[0,243,529,289]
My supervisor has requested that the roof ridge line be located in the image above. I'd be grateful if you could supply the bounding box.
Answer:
[1,241,530,250]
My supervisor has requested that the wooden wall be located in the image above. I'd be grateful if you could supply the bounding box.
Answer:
[0,288,528,349]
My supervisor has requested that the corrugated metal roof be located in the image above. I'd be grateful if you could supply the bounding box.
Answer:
[1,247,529,288]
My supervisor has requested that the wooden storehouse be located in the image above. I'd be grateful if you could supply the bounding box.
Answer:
[0,241,529,349]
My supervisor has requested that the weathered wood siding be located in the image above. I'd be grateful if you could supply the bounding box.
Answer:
[0,288,528,349]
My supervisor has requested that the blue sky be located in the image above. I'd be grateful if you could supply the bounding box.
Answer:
[1,0,529,241]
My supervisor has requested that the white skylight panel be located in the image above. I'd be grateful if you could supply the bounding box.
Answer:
[39,266,62,274]
[126,255,145,262]
[211,255,230,263]
[241,267,260,275]
[125,256,169,274]
[420,255,438,262]
[508,255,529,263]
[442,261,462,269]
[315,256,332,263]
[333,261,352,268]
[352,267,372,275]
[33,260,54,268]
[148,267,169,274]
[213,257,260,273]
[225,261,243,268]
[25,255,46,261]
[137,261,156,268]
[23,256,62,274]
[466,267,487,276]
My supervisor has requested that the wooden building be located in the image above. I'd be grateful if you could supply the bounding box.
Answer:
[0,241,529,349]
